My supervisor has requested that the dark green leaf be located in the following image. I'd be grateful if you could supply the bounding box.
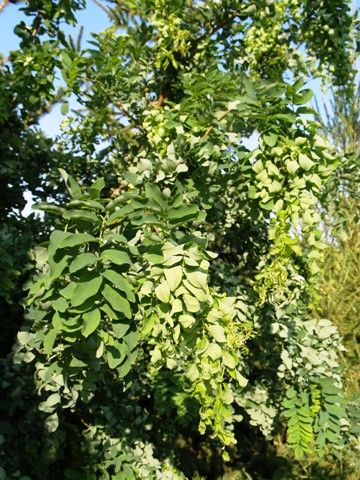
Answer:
[82,308,101,337]
[69,252,98,273]
[102,283,132,318]
[59,168,82,199]
[71,271,103,307]
[101,249,132,266]
[59,233,98,249]
[62,209,101,224]
[101,269,135,302]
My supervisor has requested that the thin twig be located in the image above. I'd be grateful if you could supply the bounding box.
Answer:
[199,109,230,142]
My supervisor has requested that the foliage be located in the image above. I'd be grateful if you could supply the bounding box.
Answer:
[0,0,359,479]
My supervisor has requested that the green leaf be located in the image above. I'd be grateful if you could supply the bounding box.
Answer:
[124,326,138,351]
[142,314,155,335]
[71,271,103,307]
[298,153,315,171]
[101,269,135,302]
[182,293,200,313]
[63,209,101,224]
[236,371,248,387]
[52,297,68,312]
[155,281,171,303]
[145,183,167,209]
[112,321,130,339]
[59,233,98,249]
[263,131,278,147]
[273,113,296,123]
[48,230,72,255]
[206,342,222,360]
[69,252,98,273]
[32,202,66,215]
[164,266,182,291]
[222,351,237,369]
[183,280,209,302]
[168,205,200,225]
[59,282,77,299]
[106,341,127,368]
[179,314,196,328]
[185,270,207,290]
[82,308,101,337]
[43,329,58,355]
[68,199,105,210]
[49,252,72,280]
[61,102,69,115]
[106,203,135,224]
[143,246,164,264]
[100,302,123,320]
[293,89,314,105]
[44,412,59,433]
[207,324,226,343]
[88,177,106,198]
[101,249,132,265]
[59,168,82,199]
[102,283,132,318]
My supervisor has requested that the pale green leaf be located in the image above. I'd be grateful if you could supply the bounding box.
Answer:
[155,281,171,303]
[44,412,59,433]
[59,282,77,299]
[236,370,248,387]
[298,153,315,171]
[185,270,208,290]
[164,265,182,291]
[179,314,196,328]
[182,293,200,313]
[112,321,130,339]
[223,351,237,369]
[207,324,226,343]
[206,342,222,360]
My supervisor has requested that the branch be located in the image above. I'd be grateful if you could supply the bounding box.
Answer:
[91,0,112,17]
[36,88,66,119]
[0,0,10,14]
[0,55,10,66]
[30,12,42,41]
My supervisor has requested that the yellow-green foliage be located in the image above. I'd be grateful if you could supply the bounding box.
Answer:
[317,220,360,396]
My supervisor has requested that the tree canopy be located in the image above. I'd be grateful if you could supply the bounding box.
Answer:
[0,1,359,479]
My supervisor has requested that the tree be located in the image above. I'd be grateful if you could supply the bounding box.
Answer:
[0,1,359,478]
